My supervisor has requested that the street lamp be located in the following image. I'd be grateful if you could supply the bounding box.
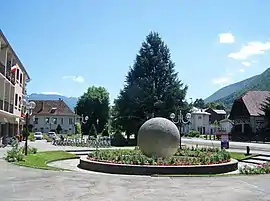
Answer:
[21,99,36,156]
[80,114,89,140]
[170,110,191,149]
[46,118,56,131]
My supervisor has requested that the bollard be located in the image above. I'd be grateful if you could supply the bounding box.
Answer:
[246,146,250,155]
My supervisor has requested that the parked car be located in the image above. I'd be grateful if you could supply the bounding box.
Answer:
[48,132,57,140]
[34,132,43,140]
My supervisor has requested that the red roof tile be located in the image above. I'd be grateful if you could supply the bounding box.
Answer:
[241,91,270,116]
[30,99,75,116]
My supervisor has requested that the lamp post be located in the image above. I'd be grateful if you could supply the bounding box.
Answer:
[80,114,89,141]
[170,110,191,149]
[21,99,36,156]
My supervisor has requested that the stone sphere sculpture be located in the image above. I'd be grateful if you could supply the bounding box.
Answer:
[137,117,180,158]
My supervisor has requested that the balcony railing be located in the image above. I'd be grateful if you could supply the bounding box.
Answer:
[9,104,14,114]
[0,62,15,85]
[4,101,8,112]
[0,100,3,110]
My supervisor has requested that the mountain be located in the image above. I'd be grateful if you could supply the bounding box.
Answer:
[205,68,270,107]
[28,93,78,110]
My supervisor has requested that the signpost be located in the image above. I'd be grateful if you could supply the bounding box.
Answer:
[220,132,229,149]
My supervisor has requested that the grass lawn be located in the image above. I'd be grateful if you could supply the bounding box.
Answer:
[15,151,78,171]
[229,152,257,161]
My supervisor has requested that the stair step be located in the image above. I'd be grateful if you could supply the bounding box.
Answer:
[241,159,266,165]
[257,154,270,158]
[69,152,89,155]
[251,156,270,162]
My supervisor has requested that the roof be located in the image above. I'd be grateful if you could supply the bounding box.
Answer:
[219,118,233,124]
[0,29,30,80]
[212,109,226,115]
[191,107,210,115]
[30,99,76,116]
[241,91,270,116]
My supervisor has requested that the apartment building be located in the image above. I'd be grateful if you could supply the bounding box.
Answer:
[0,30,30,137]
[29,99,80,134]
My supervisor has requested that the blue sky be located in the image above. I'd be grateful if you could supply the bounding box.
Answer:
[1,1,270,102]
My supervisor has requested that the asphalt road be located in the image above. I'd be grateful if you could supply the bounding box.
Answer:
[182,137,270,153]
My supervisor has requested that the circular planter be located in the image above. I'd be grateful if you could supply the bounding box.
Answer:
[78,156,238,175]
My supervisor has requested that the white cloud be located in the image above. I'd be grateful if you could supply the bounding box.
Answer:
[212,76,231,85]
[239,68,245,73]
[241,62,251,67]
[219,33,235,44]
[41,92,62,95]
[228,41,270,60]
[62,75,84,83]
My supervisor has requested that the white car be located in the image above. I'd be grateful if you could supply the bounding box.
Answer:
[34,132,43,140]
[48,132,57,139]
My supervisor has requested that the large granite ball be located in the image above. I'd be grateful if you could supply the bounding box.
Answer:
[137,117,180,158]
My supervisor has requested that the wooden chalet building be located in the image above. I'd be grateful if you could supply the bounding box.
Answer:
[229,91,270,134]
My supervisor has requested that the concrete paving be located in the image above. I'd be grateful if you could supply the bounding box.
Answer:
[1,140,270,200]
[1,159,270,201]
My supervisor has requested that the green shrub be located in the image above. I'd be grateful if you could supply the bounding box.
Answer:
[28,133,36,141]
[42,134,53,142]
[5,141,24,162]
[87,147,231,166]
[187,130,200,138]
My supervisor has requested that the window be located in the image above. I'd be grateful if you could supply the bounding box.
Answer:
[18,97,21,109]
[60,118,64,125]
[45,117,50,124]
[69,118,73,124]
[53,118,57,124]
[15,94,18,106]
[16,69,19,80]
[198,116,202,119]
[34,118,38,124]
[19,73,23,84]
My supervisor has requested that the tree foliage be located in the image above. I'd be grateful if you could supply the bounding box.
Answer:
[205,102,225,110]
[112,32,189,139]
[261,96,270,128]
[74,123,81,134]
[89,124,97,138]
[75,86,110,134]
[56,124,62,134]
[193,98,205,108]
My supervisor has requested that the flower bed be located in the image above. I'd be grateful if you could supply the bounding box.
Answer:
[240,163,270,174]
[87,147,231,166]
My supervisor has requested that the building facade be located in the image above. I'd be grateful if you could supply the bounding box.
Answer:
[229,91,270,134]
[205,108,226,124]
[190,107,211,134]
[0,30,29,138]
[29,99,80,134]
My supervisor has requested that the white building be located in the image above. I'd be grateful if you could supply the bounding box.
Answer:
[0,30,30,137]
[29,99,80,134]
[219,118,234,134]
[190,107,211,134]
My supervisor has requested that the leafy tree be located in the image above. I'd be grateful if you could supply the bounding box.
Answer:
[56,124,62,134]
[112,32,189,141]
[193,98,205,108]
[261,96,270,128]
[101,126,109,136]
[74,123,81,134]
[89,124,97,138]
[205,102,225,110]
[75,86,110,135]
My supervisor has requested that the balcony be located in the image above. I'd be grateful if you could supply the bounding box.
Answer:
[0,62,15,85]
[0,100,3,110]
[2,101,14,114]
